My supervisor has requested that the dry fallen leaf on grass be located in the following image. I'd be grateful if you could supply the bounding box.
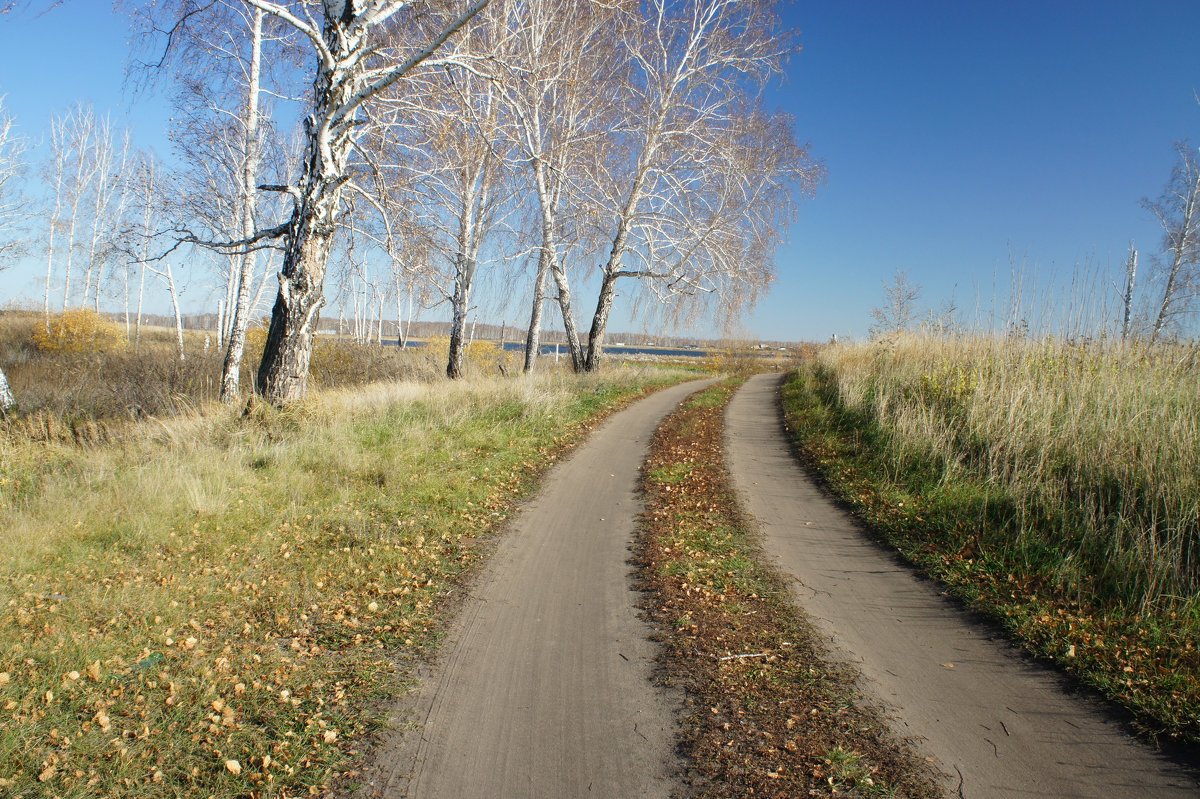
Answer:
[225,759,242,775]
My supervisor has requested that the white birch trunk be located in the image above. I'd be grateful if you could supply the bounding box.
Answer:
[43,120,66,332]
[220,7,265,402]
[136,261,146,347]
[251,0,488,403]
[1122,246,1137,340]
[0,367,14,413]
[166,263,186,362]
[83,123,115,311]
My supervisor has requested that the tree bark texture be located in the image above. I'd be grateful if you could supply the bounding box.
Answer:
[523,250,548,373]
[551,264,585,372]
[447,244,478,379]
[584,271,618,372]
[257,16,365,404]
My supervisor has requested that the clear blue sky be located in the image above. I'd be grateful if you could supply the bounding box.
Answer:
[766,0,1200,340]
[1,2,1198,341]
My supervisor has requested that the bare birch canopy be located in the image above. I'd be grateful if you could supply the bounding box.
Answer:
[1144,141,1200,341]
[18,0,817,400]
[577,0,820,370]
[0,97,24,413]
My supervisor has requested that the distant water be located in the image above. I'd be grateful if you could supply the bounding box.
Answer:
[397,340,709,358]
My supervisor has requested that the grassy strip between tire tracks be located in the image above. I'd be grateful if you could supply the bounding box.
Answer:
[0,368,688,798]
[637,378,940,798]
[779,363,1200,746]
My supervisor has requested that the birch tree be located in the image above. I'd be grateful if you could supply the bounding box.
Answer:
[47,105,100,310]
[1144,141,1200,341]
[1121,244,1137,341]
[870,268,921,337]
[220,6,269,399]
[493,0,621,372]
[42,115,68,331]
[130,151,163,346]
[141,0,296,398]
[81,123,132,312]
[0,98,26,413]
[578,0,816,371]
[236,0,489,403]
[371,17,510,379]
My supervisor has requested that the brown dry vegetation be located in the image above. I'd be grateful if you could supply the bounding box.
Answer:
[0,310,516,433]
[637,379,940,798]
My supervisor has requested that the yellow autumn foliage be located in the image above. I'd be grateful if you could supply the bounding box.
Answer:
[32,309,126,354]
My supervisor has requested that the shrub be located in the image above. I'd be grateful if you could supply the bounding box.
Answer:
[32,309,126,354]
[466,339,518,375]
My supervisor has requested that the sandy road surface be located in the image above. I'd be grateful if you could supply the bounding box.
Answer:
[361,379,713,799]
[725,373,1199,798]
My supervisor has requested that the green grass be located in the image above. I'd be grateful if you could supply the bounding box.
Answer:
[0,367,686,797]
[781,335,1200,742]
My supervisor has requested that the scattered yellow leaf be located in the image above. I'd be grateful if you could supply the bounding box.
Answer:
[323,729,338,744]
[225,759,242,776]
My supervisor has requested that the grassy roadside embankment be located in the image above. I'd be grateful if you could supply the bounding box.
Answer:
[782,335,1200,745]
[638,379,940,798]
[0,367,686,798]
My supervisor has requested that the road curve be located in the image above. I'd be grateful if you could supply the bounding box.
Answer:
[361,378,713,799]
[725,373,1199,799]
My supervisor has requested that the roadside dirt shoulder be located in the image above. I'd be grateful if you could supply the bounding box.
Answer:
[725,373,1200,798]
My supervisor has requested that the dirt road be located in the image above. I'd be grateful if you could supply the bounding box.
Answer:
[362,379,712,799]
[725,373,1199,798]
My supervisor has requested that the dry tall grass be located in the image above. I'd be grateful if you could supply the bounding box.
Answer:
[816,334,1200,613]
[0,310,520,428]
